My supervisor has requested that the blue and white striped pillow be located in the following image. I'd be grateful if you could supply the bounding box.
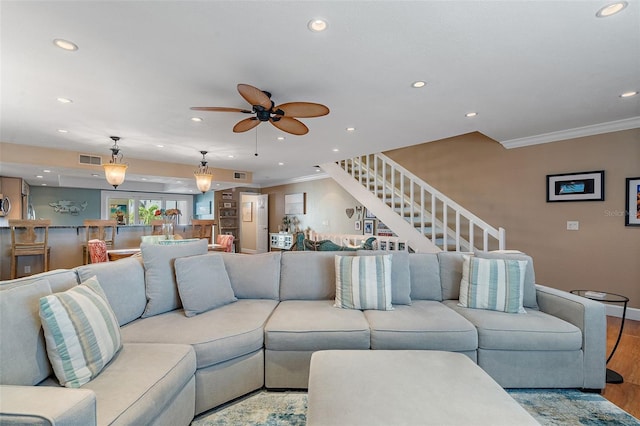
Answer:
[335,254,393,311]
[39,276,122,388]
[458,255,527,314]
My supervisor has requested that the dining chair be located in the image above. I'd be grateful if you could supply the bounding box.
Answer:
[83,219,117,264]
[9,219,51,279]
[192,219,217,244]
[216,234,235,253]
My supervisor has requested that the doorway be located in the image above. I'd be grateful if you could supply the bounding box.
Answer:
[239,193,268,254]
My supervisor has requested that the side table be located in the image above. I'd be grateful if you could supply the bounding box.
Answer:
[570,289,629,384]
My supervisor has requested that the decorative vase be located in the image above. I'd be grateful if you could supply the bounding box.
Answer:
[162,223,174,240]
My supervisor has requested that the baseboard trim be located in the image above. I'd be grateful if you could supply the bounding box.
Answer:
[606,304,640,321]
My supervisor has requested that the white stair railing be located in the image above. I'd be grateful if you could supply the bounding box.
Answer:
[323,153,505,252]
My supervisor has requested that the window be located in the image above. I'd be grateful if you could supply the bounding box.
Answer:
[101,191,193,225]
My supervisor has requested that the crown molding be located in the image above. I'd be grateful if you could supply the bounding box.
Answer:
[500,116,640,149]
[259,171,328,188]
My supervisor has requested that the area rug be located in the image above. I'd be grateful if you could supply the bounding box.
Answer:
[192,389,640,426]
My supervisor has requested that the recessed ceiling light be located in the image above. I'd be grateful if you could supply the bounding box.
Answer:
[308,18,328,32]
[91,173,100,177]
[41,184,47,186]
[57,129,68,133]
[332,148,339,152]
[36,175,43,179]
[277,136,286,141]
[620,91,638,98]
[53,38,78,51]
[346,127,356,132]
[43,169,51,173]
[191,117,203,122]
[596,1,628,17]
[156,144,164,148]
[57,97,72,104]
[228,155,235,158]
[412,81,426,88]
[465,112,478,118]
[176,181,182,184]
[141,177,147,181]
[278,162,284,166]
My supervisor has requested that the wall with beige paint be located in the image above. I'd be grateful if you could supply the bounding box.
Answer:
[385,130,639,309]
[264,179,363,236]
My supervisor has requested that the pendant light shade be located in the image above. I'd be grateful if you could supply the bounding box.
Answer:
[194,150,213,193]
[103,136,128,188]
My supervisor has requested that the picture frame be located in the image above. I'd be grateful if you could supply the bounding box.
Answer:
[355,220,361,232]
[284,192,306,215]
[365,209,376,219]
[196,201,211,215]
[223,202,232,208]
[363,219,375,235]
[625,177,640,226]
[242,202,252,222]
[546,170,604,202]
[222,192,233,200]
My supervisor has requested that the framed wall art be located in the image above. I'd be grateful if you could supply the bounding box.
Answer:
[284,193,306,215]
[546,170,604,202]
[355,220,361,232]
[363,219,375,235]
[625,177,640,226]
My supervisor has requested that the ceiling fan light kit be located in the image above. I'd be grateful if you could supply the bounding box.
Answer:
[102,136,128,189]
[191,84,329,136]
[194,151,214,193]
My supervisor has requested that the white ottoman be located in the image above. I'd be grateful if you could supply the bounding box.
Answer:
[307,350,538,426]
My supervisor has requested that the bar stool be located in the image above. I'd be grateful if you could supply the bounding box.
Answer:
[83,220,117,264]
[150,220,165,235]
[9,219,51,279]
[192,219,216,243]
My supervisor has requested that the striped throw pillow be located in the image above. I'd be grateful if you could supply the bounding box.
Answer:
[458,255,527,314]
[39,276,122,388]
[335,254,393,310]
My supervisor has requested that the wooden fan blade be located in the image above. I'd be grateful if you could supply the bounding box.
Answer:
[275,102,330,118]
[237,84,272,109]
[191,106,252,113]
[233,117,261,133]
[270,117,308,135]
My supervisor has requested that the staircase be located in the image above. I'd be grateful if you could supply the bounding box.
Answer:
[320,153,505,253]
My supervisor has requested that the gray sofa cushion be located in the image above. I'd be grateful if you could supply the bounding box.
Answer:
[357,250,411,305]
[364,300,478,351]
[408,253,442,301]
[443,300,582,351]
[121,299,278,368]
[140,240,209,318]
[474,250,539,309]
[80,343,195,426]
[175,254,237,317]
[437,251,466,300]
[0,279,53,385]
[280,251,355,300]
[0,269,78,293]
[265,300,370,351]
[76,257,146,326]
[222,252,281,299]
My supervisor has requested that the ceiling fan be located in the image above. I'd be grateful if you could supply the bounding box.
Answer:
[191,84,329,136]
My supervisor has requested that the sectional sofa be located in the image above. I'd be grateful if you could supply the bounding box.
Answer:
[0,240,606,425]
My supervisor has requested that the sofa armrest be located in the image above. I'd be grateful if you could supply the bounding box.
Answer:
[535,284,606,389]
[0,385,96,426]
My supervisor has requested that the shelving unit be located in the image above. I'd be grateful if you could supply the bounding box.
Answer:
[217,193,238,251]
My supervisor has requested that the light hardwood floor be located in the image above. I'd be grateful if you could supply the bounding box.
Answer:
[601,316,639,418]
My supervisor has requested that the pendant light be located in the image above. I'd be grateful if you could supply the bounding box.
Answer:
[194,150,213,193]
[102,136,128,188]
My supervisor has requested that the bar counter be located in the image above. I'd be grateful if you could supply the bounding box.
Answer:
[0,224,206,280]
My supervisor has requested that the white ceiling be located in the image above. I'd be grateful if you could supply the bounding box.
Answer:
[1,1,639,192]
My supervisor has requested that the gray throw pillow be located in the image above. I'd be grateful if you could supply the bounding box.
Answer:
[140,240,209,318]
[357,250,412,305]
[175,253,237,317]
[473,250,539,309]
